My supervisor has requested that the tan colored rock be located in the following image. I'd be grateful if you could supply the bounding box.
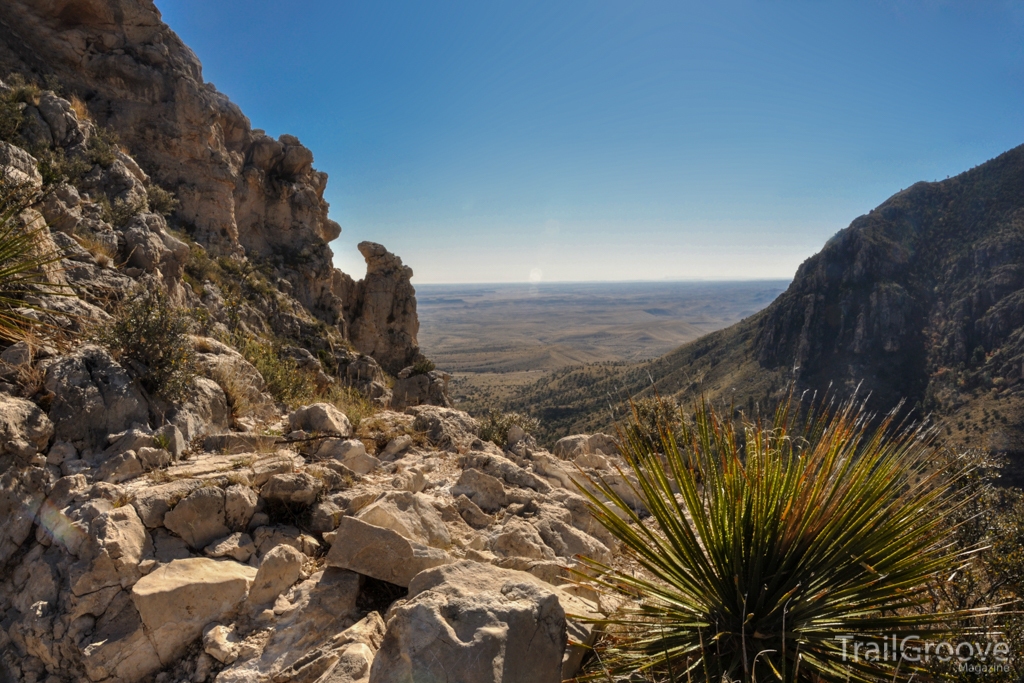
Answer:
[325,516,449,587]
[261,471,323,506]
[289,403,352,436]
[346,243,419,374]
[369,561,568,683]
[204,532,256,563]
[131,478,201,528]
[0,395,53,461]
[80,589,162,682]
[489,517,557,561]
[355,491,450,548]
[247,544,305,606]
[193,336,277,421]
[163,486,230,549]
[452,468,507,512]
[224,483,258,530]
[215,569,362,683]
[131,557,257,664]
[71,504,149,596]
[553,434,590,459]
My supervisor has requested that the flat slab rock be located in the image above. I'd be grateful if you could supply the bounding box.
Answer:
[325,516,450,587]
[131,557,257,664]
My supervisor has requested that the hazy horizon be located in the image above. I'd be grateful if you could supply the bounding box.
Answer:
[156,1,1024,284]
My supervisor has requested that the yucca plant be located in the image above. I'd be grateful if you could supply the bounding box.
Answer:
[0,174,68,341]
[575,396,1002,683]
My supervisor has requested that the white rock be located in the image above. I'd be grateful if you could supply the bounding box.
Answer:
[325,516,449,587]
[130,557,257,664]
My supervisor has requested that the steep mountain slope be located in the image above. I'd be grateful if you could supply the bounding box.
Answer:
[0,0,422,373]
[509,144,1024,466]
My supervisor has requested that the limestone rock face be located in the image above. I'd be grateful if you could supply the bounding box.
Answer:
[44,345,149,451]
[0,2,423,374]
[0,395,53,461]
[369,561,568,683]
[345,243,420,373]
[130,557,258,664]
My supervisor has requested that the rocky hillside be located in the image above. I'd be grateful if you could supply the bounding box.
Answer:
[0,2,638,682]
[509,144,1024,475]
[0,0,423,374]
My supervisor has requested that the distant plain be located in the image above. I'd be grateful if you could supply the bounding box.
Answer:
[416,280,789,413]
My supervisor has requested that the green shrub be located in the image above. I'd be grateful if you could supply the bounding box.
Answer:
[0,93,22,143]
[86,126,119,168]
[410,357,435,375]
[101,287,197,403]
[108,195,147,228]
[35,147,89,186]
[0,174,69,341]
[477,409,539,446]
[146,184,179,217]
[230,332,376,428]
[576,397,1002,683]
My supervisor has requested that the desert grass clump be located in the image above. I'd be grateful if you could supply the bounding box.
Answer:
[0,175,69,341]
[101,286,197,403]
[478,409,539,446]
[231,333,377,428]
[576,397,1002,683]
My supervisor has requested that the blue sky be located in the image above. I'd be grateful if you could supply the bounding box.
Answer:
[156,1,1024,284]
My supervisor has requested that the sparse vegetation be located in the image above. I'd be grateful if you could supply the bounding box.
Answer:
[86,125,120,168]
[107,194,147,228]
[576,397,1004,682]
[35,147,89,186]
[0,174,70,341]
[100,286,198,403]
[230,332,376,428]
[477,409,539,446]
[147,184,179,217]
[410,357,435,375]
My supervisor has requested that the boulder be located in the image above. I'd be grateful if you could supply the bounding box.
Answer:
[408,405,478,450]
[288,403,352,436]
[96,450,143,483]
[536,516,612,564]
[171,376,230,441]
[131,478,202,528]
[553,434,590,460]
[70,505,149,596]
[0,395,53,461]
[80,589,162,682]
[0,466,47,566]
[489,517,557,561]
[455,494,494,530]
[44,345,149,450]
[355,491,450,548]
[261,472,323,506]
[368,561,568,683]
[325,516,449,587]
[391,370,451,410]
[163,486,230,549]
[131,557,257,664]
[452,468,507,512]
[224,483,258,530]
[247,543,305,606]
[204,532,255,563]
[192,336,277,421]
[215,568,363,683]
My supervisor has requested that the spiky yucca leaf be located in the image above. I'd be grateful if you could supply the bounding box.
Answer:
[0,174,68,341]
[575,397,999,683]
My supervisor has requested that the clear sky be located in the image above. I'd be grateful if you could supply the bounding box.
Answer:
[155,1,1024,284]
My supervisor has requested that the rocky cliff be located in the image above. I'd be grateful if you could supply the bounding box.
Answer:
[0,0,421,372]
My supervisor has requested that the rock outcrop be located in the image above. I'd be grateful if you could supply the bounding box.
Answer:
[0,0,426,378]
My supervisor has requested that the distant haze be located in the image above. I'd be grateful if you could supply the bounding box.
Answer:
[157,1,1024,283]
